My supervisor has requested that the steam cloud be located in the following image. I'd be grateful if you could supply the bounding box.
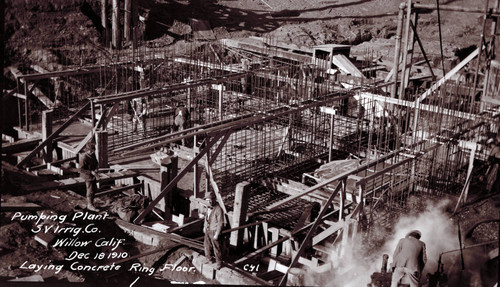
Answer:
[303,199,461,286]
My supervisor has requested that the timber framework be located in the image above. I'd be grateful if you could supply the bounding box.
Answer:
[2,0,500,286]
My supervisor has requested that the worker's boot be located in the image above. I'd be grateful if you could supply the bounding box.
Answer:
[87,198,99,212]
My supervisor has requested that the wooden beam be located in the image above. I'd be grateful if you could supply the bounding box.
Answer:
[75,102,118,154]
[359,92,477,120]
[234,236,291,265]
[0,202,46,212]
[2,137,41,154]
[208,130,231,166]
[278,182,342,286]
[133,133,223,224]
[16,102,91,167]
[418,47,479,102]
[92,72,248,105]
[312,220,343,246]
[95,182,143,197]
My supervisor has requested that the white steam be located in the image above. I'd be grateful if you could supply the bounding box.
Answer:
[302,199,460,287]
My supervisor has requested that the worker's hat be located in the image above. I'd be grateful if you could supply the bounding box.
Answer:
[406,230,422,239]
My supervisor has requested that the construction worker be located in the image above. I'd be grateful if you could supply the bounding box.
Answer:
[174,104,189,145]
[391,230,427,287]
[203,193,224,269]
[79,142,99,212]
[485,137,500,193]
[132,98,147,135]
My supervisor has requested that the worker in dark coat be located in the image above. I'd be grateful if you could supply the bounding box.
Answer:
[485,137,500,193]
[391,230,427,287]
[203,193,224,269]
[79,142,100,212]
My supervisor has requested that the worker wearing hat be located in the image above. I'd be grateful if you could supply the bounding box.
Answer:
[203,192,224,269]
[390,230,427,287]
[79,142,100,212]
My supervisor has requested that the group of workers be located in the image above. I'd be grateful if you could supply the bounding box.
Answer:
[129,98,189,136]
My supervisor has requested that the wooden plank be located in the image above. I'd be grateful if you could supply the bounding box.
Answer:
[75,102,118,154]
[332,54,364,78]
[0,202,46,212]
[95,182,143,197]
[234,236,290,265]
[208,130,232,166]
[116,219,204,250]
[312,220,343,246]
[16,102,91,167]
[418,47,479,102]
[2,87,18,100]
[2,138,41,154]
[359,92,477,120]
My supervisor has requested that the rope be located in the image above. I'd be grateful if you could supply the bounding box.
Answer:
[436,0,446,74]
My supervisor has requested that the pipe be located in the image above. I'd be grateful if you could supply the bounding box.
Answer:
[392,2,406,99]
[382,254,389,273]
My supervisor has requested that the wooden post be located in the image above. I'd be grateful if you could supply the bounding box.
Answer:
[42,109,53,163]
[329,109,335,162]
[96,130,108,168]
[187,87,191,111]
[112,0,120,49]
[101,0,107,44]
[269,227,280,257]
[124,0,131,42]
[160,155,178,221]
[218,84,224,120]
[90,100,96,127]
[230,181,251,247]
[463,143,476,204]
[339,179,346,221]
[398,0,413,100]
[24,83,29,131]
[391,2,406,99]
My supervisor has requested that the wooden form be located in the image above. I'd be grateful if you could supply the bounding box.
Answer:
[16,102,90,167]
[276,182,342,285]
[133,133,224,224]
